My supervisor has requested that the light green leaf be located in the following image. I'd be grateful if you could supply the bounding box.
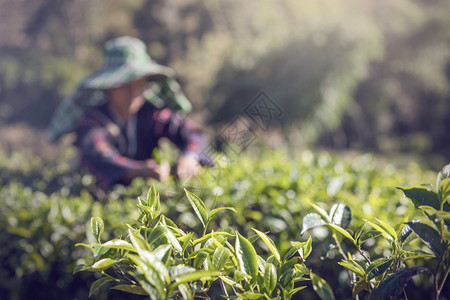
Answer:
[111,284,148,295]
[283,241,306,261]
[146,226,168,246]
[89,277,114,297]
[310,203,330,221]
[439,178,450,204]
[192,231,233,247]
[129,229,150,252]
[252,228,281,262]
[147,185,160,212]
[128,254,166,298]
[236,291,266,299]
[169,271,220,289]
[367,221,392,241]
[212,246,231,271]
[302,213,327,235]
[162,225,183,253]
[91,258,118,271]
[310,272,335,300]
[101,239,136,252]
[209,206,237,220]
[264,263,277,294]
[235,231,259,284]
[328,224,356,244]
[299,236,313,260]
[91,217,104,243]
[185,189,208,228]
[338,260,366,277]
[375,218,397,241]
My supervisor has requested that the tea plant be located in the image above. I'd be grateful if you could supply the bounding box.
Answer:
[76,186,333,299]
[302,163,450,299]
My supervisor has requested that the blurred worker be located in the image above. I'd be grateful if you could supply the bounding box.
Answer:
[47,36,211,189]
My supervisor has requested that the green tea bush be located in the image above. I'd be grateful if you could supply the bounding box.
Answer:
[0,147,442,299]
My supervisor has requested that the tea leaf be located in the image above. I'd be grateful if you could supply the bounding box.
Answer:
[397,187,440,210]
[252,228,280,262]
[370,267,427,300]
[310,272,335,300]
[111,284,148,295]
[91,217,104,243]
[264,263,277,294]
[338,260,366,277]
[235,232,259,284]
[302,213,326,235]
[89,277,114,297]
[329,203,352,229]
[407,222,443,257]
[185,189,208,228]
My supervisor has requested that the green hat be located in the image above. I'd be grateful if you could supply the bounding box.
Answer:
[46,36,192,143]
[83,36,175,89]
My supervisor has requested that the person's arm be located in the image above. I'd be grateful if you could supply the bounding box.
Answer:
[77,126,169,188]
[152,108,203,178]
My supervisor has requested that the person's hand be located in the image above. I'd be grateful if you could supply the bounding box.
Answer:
[143,159,170,181]
[176,154,201,179]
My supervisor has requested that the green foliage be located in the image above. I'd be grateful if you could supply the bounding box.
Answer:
[0,146,444,299]
[302,163,450,299]
[77,187,315,299]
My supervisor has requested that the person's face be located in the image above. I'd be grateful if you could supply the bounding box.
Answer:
[108,77,148,116]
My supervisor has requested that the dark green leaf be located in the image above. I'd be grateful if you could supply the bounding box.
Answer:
[193,251,209,269]
[89,277,114,297]
[146,226,167,246]
[310,272,335,300]
[398,224,413,244]
[370,267,427,300]
[366,258,392,280]
[397,187,440,210]
[111,284,148,295]
[329,203,352,229]
[360,231,382,243]
[353,279,370,298]
[407,222,443,257]
[302,213,327,235]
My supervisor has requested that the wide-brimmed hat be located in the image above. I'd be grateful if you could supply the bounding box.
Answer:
[83,36,175,89]
[47,36,192,143]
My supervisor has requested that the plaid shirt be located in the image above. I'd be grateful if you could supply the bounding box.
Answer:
[74,102,204,189]
[47,78,192,143]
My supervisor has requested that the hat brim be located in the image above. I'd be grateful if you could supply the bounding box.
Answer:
[82,62,175,89]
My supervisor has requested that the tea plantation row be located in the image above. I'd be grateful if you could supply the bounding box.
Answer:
[0,148,447,299]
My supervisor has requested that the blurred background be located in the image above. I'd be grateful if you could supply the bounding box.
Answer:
[0,0,449,166]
